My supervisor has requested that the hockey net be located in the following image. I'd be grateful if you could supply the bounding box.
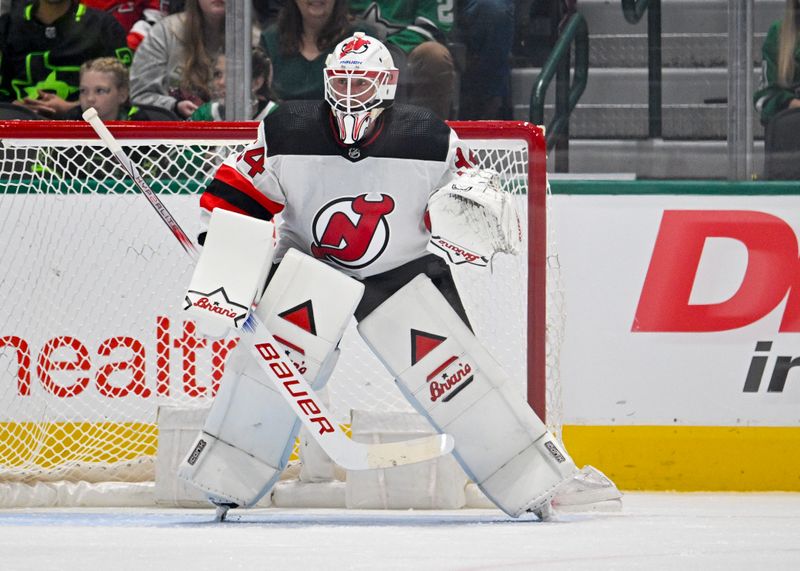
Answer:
[0,120,563,507]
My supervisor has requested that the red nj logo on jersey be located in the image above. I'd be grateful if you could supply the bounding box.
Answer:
[310,194,395,269]
[340,36,371,57]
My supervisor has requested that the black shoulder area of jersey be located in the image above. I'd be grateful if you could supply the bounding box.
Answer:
[260,101,451,163]
[369,104,451,162]
[261,100,334,157]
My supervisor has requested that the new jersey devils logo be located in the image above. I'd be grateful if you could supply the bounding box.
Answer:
[310,194,395,269]
[340,36,371,57]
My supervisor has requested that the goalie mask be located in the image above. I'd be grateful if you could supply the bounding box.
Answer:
[324,33,399,145]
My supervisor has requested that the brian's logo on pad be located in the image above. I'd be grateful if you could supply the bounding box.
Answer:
[411,329,475,403]
[426,356,475,402]
[184,287,249,328]
[429,236,489,267]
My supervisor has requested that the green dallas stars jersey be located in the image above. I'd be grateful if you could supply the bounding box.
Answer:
[0,1,131,102]
[349,0,454,54]
[754,19,800,126]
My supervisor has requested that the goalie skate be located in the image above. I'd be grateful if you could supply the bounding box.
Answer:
[550,465,623,513]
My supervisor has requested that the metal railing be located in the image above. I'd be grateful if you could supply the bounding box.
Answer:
[529,11,589,172]
[622,0,662,138]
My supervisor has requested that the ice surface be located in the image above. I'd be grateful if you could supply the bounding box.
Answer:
[0,493,798,570]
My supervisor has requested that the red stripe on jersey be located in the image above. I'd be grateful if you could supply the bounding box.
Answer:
[199,192,248,216]
[214,164,284,215]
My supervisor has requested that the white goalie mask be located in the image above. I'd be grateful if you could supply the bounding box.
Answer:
[324,33,399,144]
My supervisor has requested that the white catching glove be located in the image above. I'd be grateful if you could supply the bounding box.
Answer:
[427,169,522,268]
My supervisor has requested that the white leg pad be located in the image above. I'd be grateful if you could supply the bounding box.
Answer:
[178,250,362,507]
[358,274,578,517]
[178,432,282,507]
[177,347,299,507]
[255,249,364,387]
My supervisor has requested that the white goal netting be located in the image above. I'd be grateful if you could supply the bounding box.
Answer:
[0,120,562,502]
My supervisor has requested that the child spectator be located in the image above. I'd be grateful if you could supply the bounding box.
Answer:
[129,0,225,118]
[191,47,279,121]
[0,0,130,117]
[58,56,159,120]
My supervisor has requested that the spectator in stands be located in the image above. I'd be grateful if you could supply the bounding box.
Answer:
[58,57,159,120]
[129,0,225,119]
[754,0,800,126]
[348,0,455,119]
[191,47,279,121]
[458,0,514,119]
[260,0,367,101]
[0,0,130,118]
[83,1,170,51]
[252,0,284,43]
[170,0,277,46]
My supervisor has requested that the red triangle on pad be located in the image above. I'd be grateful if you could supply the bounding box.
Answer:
[411,329,447,365]
[279,300,317,335]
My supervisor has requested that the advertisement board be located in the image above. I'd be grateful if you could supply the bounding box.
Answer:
[552,187,800,490]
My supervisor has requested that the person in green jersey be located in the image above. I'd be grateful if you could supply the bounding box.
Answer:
[348,0,455,118]
[0,0,130,118]
[755,0,800,125]
[260,0,371,102]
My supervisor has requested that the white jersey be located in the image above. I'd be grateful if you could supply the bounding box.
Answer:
[200,101,478,279]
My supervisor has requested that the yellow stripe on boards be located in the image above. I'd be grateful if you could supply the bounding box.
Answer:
[0,422,354,468]
[0,422,158,469]
[562,425,800,491]
[5,422,798,491]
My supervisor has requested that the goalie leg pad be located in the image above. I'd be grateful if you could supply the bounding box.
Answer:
[358,274,578,517]
[179,432,287,508]
[255,248,364,387]
[177,347,300,507]
[179,250,363,506]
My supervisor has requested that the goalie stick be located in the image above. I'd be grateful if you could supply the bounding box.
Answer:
[82,107,454,471]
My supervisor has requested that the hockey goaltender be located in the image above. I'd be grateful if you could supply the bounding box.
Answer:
[176,33,622,521]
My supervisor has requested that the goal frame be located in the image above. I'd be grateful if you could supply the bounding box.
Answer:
[0,119,548,421]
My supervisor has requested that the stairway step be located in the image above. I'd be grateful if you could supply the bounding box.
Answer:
[589,33,766,68]
[577,0,783,36]
[515,104,765,140]
[548,139,765,179]
[512,67,749,106]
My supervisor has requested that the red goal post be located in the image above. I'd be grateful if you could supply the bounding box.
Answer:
[0,120,556,497]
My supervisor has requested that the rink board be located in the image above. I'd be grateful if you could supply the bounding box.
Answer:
[4,181,800,491]
[552,181,800,491]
